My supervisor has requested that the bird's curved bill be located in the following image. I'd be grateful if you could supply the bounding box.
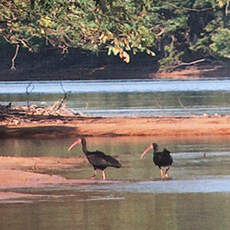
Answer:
[140,145,153,159]
[68,139,81,151]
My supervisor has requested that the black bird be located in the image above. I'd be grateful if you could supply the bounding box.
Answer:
[68,137,121,180]
[140,143,173,178]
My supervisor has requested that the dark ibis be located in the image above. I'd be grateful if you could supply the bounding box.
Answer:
[140,143,173,178]
[68,137,121,180]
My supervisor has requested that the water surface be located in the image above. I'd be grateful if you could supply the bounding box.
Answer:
[1,136,230,230]
[1,79,230,94]
[1,79,230,116]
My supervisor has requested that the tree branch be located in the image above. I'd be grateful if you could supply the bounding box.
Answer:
[168,2,212,12]
[226,1,229,15]
[168,59,207,72]
[10,44,20,71]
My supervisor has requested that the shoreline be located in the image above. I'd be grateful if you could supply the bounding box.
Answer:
[1,115,230,138]
[1,48,230,81]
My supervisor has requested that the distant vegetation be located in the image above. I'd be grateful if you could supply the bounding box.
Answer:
[0,0,229,70]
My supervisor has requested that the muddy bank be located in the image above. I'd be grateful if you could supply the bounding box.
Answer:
[2,61,230,81]
[0,156,97,199]
[0,156,87,187]
[153,63,230,79]
[1,115,230,138]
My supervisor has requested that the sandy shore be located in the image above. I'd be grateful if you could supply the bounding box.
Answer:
[0,156,91,199]
[1,115,230,138]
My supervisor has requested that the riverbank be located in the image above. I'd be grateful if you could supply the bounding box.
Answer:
[1,102,229,138]
[1,61,230,81]
[1,46,230,81]
[1,114,230,138]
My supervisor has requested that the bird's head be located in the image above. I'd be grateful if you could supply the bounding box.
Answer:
[140,143,159,159]
[140,143,154,159]
[152,143,159,152]
[68,137,85,151]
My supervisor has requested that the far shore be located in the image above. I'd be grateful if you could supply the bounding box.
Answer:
[1,55,230,81]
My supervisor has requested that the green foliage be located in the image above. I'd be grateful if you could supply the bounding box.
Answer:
[0,0,229,67]
[0,0,156,63]
[191,5,230,59]
[152,0,230,67]
[210,28,230,58]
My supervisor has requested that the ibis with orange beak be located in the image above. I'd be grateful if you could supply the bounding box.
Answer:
[68,137,121,180]
[140,143,173,178]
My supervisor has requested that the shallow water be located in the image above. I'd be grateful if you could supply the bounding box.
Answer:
[1,137,230,230]
[1,182,230,230]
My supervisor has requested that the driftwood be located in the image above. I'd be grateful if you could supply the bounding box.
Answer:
[167,59,207,72]
[0,100,84,126]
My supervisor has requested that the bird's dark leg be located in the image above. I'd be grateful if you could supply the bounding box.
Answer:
[102,170,106,180]
[164,166,171,178]
[160,168,164,178]
[89,169,97,179]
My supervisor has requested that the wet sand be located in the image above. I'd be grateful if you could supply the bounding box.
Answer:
[0,156,114,200]
[0,156,88,199]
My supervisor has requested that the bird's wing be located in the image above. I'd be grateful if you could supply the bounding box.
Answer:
[104,155,121,168]
[162,149,173,164]
[154,149,173,166]
[87,150,121,168]
[87,151,108,166]
[163,148,171,154]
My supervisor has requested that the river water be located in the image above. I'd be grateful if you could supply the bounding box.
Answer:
[1,79,230,230]
[1,136,230,230]
[1,79,230,116]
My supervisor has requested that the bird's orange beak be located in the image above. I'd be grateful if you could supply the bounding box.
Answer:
[68,138,81,151]
[140,144,153,159]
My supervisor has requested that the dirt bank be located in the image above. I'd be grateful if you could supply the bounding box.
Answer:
[1,46,230,80]
[1,115,230,138]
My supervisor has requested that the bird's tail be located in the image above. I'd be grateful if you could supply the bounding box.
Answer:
[105,155,122,168]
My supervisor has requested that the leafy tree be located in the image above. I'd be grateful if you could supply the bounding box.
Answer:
[0,0,156,64]
[189,0,230,60]
[0,0,229,69]
[148,0,230,67]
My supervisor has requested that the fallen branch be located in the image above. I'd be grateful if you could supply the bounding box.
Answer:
[168,59,207,72]
[225,1,229,16]
[0,102,81,126]
[177,59,206,66]
[55,93,68,111]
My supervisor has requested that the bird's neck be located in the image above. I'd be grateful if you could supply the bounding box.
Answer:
[81,142,88,155]
[153,146,158,154]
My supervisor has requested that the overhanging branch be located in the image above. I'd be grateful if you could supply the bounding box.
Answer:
[10,44,20,71]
